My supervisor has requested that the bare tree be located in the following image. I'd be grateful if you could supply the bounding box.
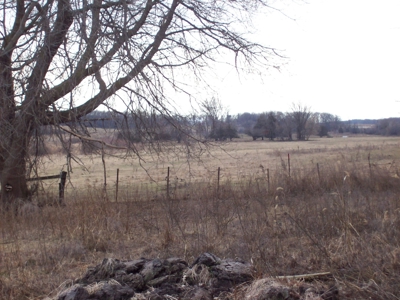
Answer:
[316,112,341,136]
[291,103,312,141]
[305,112,318,140]
[0,0,280,205]
[252,112,267,140]
[200,97,228,140]
[276,111,293,141]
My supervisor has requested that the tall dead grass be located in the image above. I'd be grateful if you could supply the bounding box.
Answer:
[1,149,400,299]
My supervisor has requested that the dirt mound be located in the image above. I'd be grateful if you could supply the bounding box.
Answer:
[45,253,338,300]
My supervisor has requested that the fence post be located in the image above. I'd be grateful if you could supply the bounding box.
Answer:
[267,168,270,192]
[217,167,221,196]
[101,146,108,201]
[317,163,320,182]
[368,152,372,178]
[288,153,291,178]
[59,171,67,204]
[115,168,119,202]
[167,167,170,199]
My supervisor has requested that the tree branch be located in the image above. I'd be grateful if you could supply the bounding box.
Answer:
[39,0,155,109]
[44,0,179,125]
[23,0,73,109]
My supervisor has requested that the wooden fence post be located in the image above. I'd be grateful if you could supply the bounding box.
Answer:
[217,167,221,196]
[368,152,372,178]
[116,168,119,202]
[267,168,270,191]
[101,146,108,200]
[59,171,67,204]
[167,167,170,199]
[317,163,320,182]
[288,153,291,178]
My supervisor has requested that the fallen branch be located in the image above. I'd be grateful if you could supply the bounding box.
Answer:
[275,272,331,280]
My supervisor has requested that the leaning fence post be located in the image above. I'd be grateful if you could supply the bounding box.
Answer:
[59,171,67,204]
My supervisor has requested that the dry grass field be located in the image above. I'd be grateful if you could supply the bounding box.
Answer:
[1,135,400,299]
[38,134,400,196]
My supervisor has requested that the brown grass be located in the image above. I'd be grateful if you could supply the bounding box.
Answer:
[1,136,400,299]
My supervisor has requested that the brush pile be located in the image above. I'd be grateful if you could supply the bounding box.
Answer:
[47,253,338,300]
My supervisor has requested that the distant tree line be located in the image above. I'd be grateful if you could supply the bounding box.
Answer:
[369,118,400,135]
[68,104,341,142]
[75,105,239,143]
[54,105,400,143]
[236,104,341,141]
[340,118,400,136]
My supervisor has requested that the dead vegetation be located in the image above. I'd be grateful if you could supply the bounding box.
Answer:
[1,136,400,299]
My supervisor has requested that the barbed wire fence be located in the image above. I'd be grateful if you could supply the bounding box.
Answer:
[28,151,398,203]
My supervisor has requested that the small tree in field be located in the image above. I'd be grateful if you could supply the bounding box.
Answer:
[0,0,280,205]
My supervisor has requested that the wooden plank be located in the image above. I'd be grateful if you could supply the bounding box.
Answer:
[27,174,60,181]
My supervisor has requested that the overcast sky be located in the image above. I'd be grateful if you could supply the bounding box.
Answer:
[201,0,400,121]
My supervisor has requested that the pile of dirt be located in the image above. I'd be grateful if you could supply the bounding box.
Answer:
[46,253,338,300]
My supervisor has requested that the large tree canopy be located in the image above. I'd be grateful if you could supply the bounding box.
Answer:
[0,0,279,204]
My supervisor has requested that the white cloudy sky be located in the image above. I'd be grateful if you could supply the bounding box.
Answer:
[200,0,400,121]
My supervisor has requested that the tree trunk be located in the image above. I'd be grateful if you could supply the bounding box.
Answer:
[1,157,29,208]
[0,123,31,208]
